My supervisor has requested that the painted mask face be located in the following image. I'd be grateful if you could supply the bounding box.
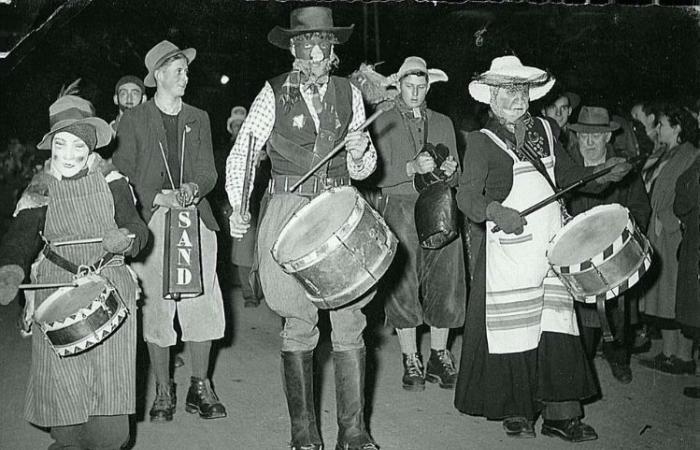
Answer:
[292,34,335,79]
[157,57,189,97]
[116,82,144,111]
[577,132,610,164]
[544,96,572,128]
[399,73,429,109]
[491,85,529,123]
[51,131,90,178]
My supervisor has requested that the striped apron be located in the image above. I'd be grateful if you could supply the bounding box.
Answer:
[25,171,138,427]
[482,119,578,355]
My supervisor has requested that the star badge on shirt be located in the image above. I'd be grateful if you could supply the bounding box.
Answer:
[293,114,305,130]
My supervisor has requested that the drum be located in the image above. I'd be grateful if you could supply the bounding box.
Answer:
[414,182,459,249]
[546,204,652,303]
[271,186,398,309]
[34,274,128,357]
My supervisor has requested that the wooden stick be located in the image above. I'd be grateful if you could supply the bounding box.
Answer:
[19,282,77,289]
[53,234,136,247]
[290,105,389,192]
[239,132,257,223]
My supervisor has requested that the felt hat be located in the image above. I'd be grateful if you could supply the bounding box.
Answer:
[389,56,448,86]
[267,6,354,50]
[469,55,555,104]
[37,95,112,150]
[143,40,196,88]
[569,106,620,133]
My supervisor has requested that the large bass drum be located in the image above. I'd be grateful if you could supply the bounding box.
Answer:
[546,203,652,303]
[33,274,128,357]
[271,186,398,309]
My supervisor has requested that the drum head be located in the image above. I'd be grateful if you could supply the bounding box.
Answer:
[35,280,106,324]
[549,204,629,267]
[275,187,357,263]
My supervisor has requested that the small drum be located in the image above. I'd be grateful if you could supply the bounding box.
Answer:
[34,274,128,357]
[272,186,398,309]
[546,204,652,303]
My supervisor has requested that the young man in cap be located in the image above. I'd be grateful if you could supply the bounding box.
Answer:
[113,40,227,423]
[454,56,631,442]
[111,75,147,134]
[0,94,149,449]
[226,6,378,450]
[564,106,650,385]
[370,56,465,392]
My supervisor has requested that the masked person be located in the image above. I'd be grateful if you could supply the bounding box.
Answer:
[453,56,631,443]
[111,75,147,134]
[113,40,227,422]
[0,94,148,449]
[370,56,465,392]
[565,106,651,384]
[226,7,378,450]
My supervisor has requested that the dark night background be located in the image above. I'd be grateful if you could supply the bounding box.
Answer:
[1,0,699,153]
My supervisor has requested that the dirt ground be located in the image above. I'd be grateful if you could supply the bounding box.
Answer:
[0,280,697,450]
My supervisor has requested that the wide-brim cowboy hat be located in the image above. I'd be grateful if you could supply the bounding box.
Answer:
[268,6,354,50]
[37,95,112,150]
[468,55,555,104]
[388,56,448,86]
[569,106,620,133]
[144,40,196,88]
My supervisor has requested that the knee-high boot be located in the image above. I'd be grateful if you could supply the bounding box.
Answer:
[333,347,378,450]
[282,351,323,450]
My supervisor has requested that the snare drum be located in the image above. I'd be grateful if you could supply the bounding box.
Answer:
[33,274,128,357]
[546,204,652,303]
[272,186,398,309]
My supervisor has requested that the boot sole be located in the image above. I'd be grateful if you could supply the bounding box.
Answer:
[425,373,456,389]
[402,383,425,392]
[149,413,174,423]
[541,427,598,442]
[185,403,227,419]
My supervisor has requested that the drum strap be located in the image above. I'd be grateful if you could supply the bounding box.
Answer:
[41,245,118,276]
[596,297,614,342]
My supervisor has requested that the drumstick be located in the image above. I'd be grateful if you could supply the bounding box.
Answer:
[52,234,136,247]
[239,132,257,224]
[491,155,644,233]
[290,103,392,192]
[19,282,77,289]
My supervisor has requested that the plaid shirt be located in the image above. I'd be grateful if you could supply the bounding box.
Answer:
[225,80,376,210]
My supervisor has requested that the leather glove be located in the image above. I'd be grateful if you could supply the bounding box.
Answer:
[0,265,24,306]
[486,201,527,235]
[102,228,133,254]
[596,157,632,184]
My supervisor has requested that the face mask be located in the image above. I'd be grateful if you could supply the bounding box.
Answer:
[51,131,91,178]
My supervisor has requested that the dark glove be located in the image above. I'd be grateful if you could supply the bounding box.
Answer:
[596,157,632,184]
[0,265,24,306]
[177,183,200,207]
[102,228,133,253]
[486,201,526,235]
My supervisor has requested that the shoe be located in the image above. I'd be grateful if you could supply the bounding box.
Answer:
[149,380,176,422]
[174,354,185,368]
[185,377,227,419]
[639,352,676,374]
[401,353,425,392]
[607,361,633,384]
[669,356,696,375]
[425,349,458,389]
[683,386,700,398]
[541,418,598,442]
[502,417,535,438]
[333,348,379,450]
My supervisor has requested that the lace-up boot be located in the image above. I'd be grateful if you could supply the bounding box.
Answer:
[402,353,425,391]
[149,380,176,422]
[185,377,227,419]
[425,349,457,389]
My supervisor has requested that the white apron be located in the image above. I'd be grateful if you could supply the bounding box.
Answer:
[481,119,579,354]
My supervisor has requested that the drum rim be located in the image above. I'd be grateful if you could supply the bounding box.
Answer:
[272,186,365,271]
[34,275,111,325]
[547,203,631,269]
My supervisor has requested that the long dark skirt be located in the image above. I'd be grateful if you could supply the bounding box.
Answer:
[454,236,598,420]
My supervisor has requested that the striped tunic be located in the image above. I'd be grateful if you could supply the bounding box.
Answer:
[25,171,138,427]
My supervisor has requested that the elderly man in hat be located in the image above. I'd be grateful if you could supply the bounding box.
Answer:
[453,56,632,442]
[111,75,147,134]
[226,6,378,450]
[369,56,465,392]
[0,94,149,449]
[113,40,227,423]
[564,106,650,385]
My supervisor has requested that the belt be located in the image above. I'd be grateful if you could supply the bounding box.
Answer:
[42,246,123,275]
[268,175,350,197]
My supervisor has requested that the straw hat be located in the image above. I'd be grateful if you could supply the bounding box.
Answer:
[468,55,555,104]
